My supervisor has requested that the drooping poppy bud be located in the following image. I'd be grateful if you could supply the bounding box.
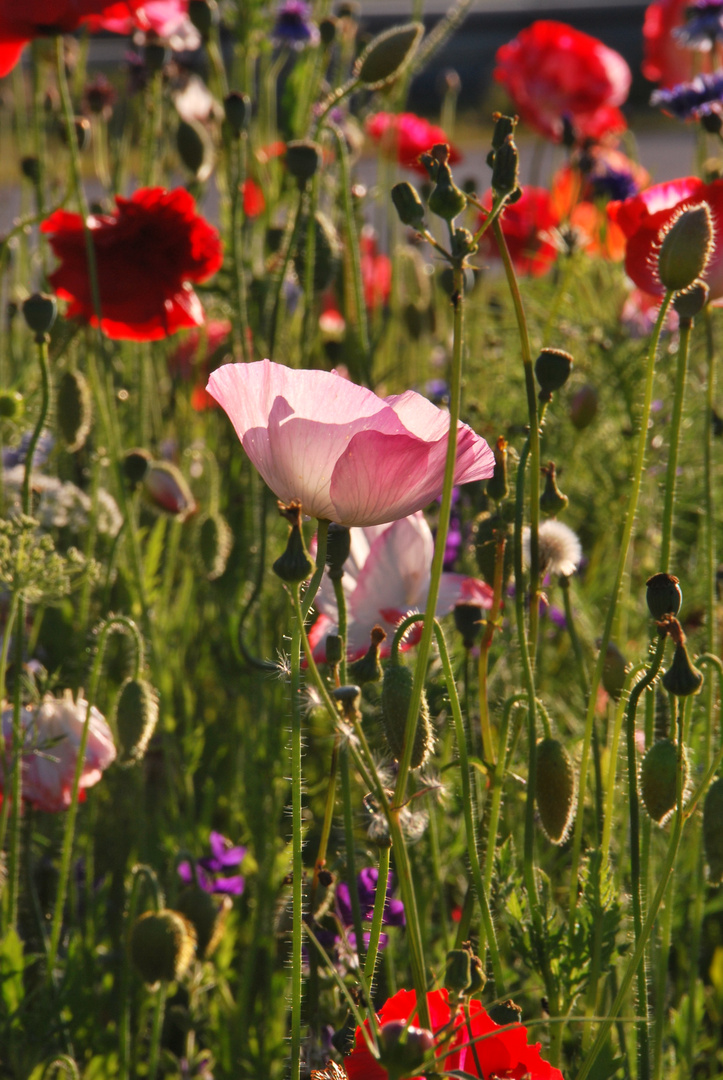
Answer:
[130,909,197,987]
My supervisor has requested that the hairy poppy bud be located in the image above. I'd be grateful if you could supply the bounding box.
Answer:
[188,0,214,39]
[224,92,250,136]
[348,625,386,685]
[540,462,568,517]
[535,737,577,844]
[196,510,233,581]
[487,113,517,168]
[273,501,315,584]
[130,909,197,986]
[381,661,434,769]
[378,1020,434,1076]
[176,886,231,958]
[286,140,321,185]
[445,948,472,994]
[661,641,703,697]
[144,462,197,520]
[391,181,425,228]
[646,572,682,620]
[640,738,687,824]
[673,279,710,322]
[353,22,423,89]
[569,384,598,429]
[56,369,92,453]
[657,203,713,292]
[491,134,519,198]
[454,602,484,650]
[115,676,158,764]
[123,448,152,485]
[602,641,627,701]
[703,777,723,883]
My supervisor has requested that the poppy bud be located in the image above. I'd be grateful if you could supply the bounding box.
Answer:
[454,602,484,650]
[176,886,231,958]
[391,182,425,228]
[144,462,197,520]
[196,510,233,581]
[0,391,23,419]
[486,112,517,167]
[673,279,709,322]
[331,684,361,716]
[224,92,250,136]
[130,909,197,986]
[467,953,487,995]
[285,140,321,185]
[348,626,385,685]
[540,462,568,517]
[657,203,713,292]
[177,119,214,183]
[20,156,40,184]
[56,369,93,453]
[444,948,472,993]
[486,436,509,503]
[639,738,687,824]
[474,510,514,588]
[378,1020,434,1077]
[535,347,574,401]
[123,448,152,485]
[381,661,434,769]
[319,16,337,45]
[661,640,703,697]
[491,134,519,198]
[703,777,723,883]
[646,573,682,620]
[353,22,423,89]
[326,523,351,580]
[535,737,577,844]
[273,501,315,584]
[601,641,627,701]
[488,999,523,1026]
[569,384,598,429]
[428,160,467,223]
[23,292,57,338]
[451,227,477,258]
[325,634,343,666]
[188,0,214,39]
[115,676,159,765]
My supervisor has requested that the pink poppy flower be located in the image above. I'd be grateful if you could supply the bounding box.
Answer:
[1,693,116,812]
[308,512,493,662]
[366,111,462,176]
[608,176,723,297]
[206,361,494,527]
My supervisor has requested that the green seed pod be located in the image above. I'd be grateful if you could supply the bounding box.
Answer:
[661,641,703,697]
[176,885,231,958]
[381,661,434,769]
[491,135,519,198]
[487,999,523,1026]
[467,954,487,995]
[223,91,250,136]
[56,369,93,452]
[129,909,197,986]
[657,203,713,292]
[292,212,340,294]
[639,738,687,824]
[444,948,472,994]
[535,737,577,844]
[428,160,467,223]
[378,1021,434,1076]
[646,572,682,620]
[539,462,568,517]
[196,510,234,581]
[535,348,574,401]
[353,22,423,89]
[285,140,321,185]
[115,676,159,764]
[23,292,57,338]
[391,182,425,228]
[273,521,314,583]
[673,279,709,321]
[348,626,385,685]
[177,119,214,182]
[703,776,723,883]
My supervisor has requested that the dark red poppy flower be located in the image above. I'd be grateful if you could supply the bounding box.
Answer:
[643,0,694,87]
[366,112,462,176]
[345,988,565,1080]
[494,20,631,143]
[608,176,723,297]
[0,1,145,77]
[41,187,223,341]
[478,187,560,277]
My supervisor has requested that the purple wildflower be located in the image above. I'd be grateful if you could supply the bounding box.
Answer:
[2,430,54,469]
[272,1,320,49]
[178,831,246,896]
[651,70,723,123]
[336,867,406,929]
[673,0,723,49]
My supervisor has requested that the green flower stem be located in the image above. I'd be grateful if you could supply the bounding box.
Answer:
[302,519,329,620]
[483,694,526,894]
[330,124,371,383]
[5,596,25,932]
[339,745,366,972]
[266,184,307,357]
[229,133,252,365]
[660,317,692,572]
[46,617,144,979]
[433,620,504,993]
[288,594,304,1080]
[703,309,717,657]
[311,77,358,135]
[477,533,507,766]
[491,218,540,654]
[567,289,674,928]
[147,983,168,1080]
[332,577,348,685]
[118,864,163,1080]
[21,333,51,513]
[364,842,391,988]
[300,174,319,370]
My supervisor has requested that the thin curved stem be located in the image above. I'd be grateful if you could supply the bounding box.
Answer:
[660,318,692,572]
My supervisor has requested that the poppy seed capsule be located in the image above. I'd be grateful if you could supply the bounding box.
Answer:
[176,886,231,958]
[129,909,197,986]
[391,182,426,228]
[378,1020,434,1075]
[56,369,93,453]
[646,572,682,619]
[381,662,434,769]
[703,776,723,883]
[535,348,574,400]
[535,737,577,844]
[22,292,57,338]
[177,119,214,182]
[353,22,424,89]
[223,91,250,136]
[639,738,687,824]
[273,521,315,583]
[123,448,152,485]
[0,391,22,420]
[661,641,704,697]
[657,203,713,292]
[285,140,321,185]
[115,677,159,765]
[325,634,343,666]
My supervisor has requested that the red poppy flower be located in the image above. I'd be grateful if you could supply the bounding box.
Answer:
[360,228,392,311]
[84,0,188,37]
[345,988,564,1080]
[0,1,145,77]
[642,0,693,88]
[242,179,265,219]
[41,187,223,341]
[366,112,461,176]
[608,176,723,297]
[494,20,631,143]
[478,187,560,277]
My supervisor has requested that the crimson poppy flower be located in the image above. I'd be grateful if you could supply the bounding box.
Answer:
[0,1,144,77]
[366,112,461,176]
[345,987,565,1080]
[41,187,223,341]
[608,176,723,297]
[494,20,631,143]
[643,0,695,87]
[478,187,561,277]
[84,0,188,37]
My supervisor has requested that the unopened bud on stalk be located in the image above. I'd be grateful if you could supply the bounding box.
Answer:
[23,292,57,339]
[176,886,231,958]
[428,155,467,223]
[601,641,627,701]
[123,448,152,485]
[540,462,568,517]
[353,22,423,89]
[491,134,519,198]
[273,500,315,584]
[144,461,197,520]
[319,16,337,45]
[115,676,159,764]
[381,660,434,769]
[325,523,351,580]
[378,1021,434,1078]
[657,203,714,292]
[285,140,321,185]
[177,119,214,182]
[486,435,509,503]
[646,572,682,620]
[224,92,250,136]
[348,625,386,685]
[639,738,687,824]
[535,737,577,844]
[130,909,197,986]
[487,113,517,168]
[196,510,233,581]
[0,391,23,419]
[391,181,425,228]
[331,684,361,718]
[188,0,215,39]
[661,626,703,697]
[57,369,92,453]
[569,384,598,429]
[673,279,709,321]
[444,947,472,994]
[535,347,573,401]
[21,156,40,183]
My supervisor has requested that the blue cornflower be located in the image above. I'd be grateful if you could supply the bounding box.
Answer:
[178,831,246,895]
[673,0,723,49]
[2,429,54,469]
[588,165,640,202]
[272,1,320,49]
[651,70,723,122]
